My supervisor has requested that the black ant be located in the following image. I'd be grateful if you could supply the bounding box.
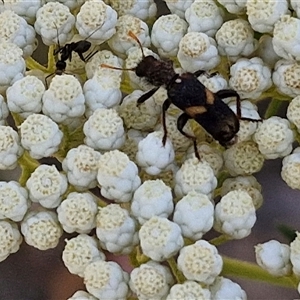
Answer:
[102,31,261,159]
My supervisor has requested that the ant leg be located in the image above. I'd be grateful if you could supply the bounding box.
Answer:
[162,98,172,146]
[137,87,160,106]
[85,48,98,62]
[45,73,54,89]
[177,113,200,160]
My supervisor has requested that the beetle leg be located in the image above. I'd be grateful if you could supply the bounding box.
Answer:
[194,70,218,78]
[162,98,172,146]
[136,87,160,106]
[177,113,200,160]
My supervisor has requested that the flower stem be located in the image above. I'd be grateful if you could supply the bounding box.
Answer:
[18,151,40,186]
[222,256,298,289]
[264,98,284,119]
[209,234,231,246]
[26,56,48,73]
[167,257,186,284]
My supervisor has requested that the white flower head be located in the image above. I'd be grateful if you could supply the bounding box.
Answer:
[44,0,80,11]
[151,14,187,58]
[84,70,122,117]
[246,0,289,33]
[7,76,44,118]
[129,261,174,300]
[21,210,63,250]
[131,179,173,225]
[173,191,214,240]
[257,35,281,69]
[0,42,25,93]
[0,10,36,58]
[216,19,258,62]
[177,32,220,72]
[255,240,292,276]
[0,126,23,170]
[19,114,63,159]
[281,147,300,189]
[0,95,8,125]
[34,2,75,46]
[166,280,211,300]
[136,131,175,176]
[83,260,129,300]
[108,14,150,58]
[107,0,157,21]
[67,290,97,300]
[57,192,98,234]
[229,57,272,99]
[84,108,125,151]
[175,158,217,198]
[177,240,223,284]
[139,216,184,262]
[221,175,263,210]
[273,15,300,61]
[0,220,22,262]
[197,72,228,93]
[96,204,139,254]
[217,0,247,14]
[97,150,141,202]
[287,96,300,132]
[291,0,300,18]
[289,232,300,276]
[0,181,29,222]
[164,0,194,19]
[76,0,117,44]
[253,116,294,159]
[228,100,261,142]
[42,74,85,123]
[26,164,67,208]
[62,234,105,277]
[185,0,223,37]
[223,141,265,176]
[210,277,247,300]
[62,145,101,190]
[214,190,256,239]
[118,89,161,131]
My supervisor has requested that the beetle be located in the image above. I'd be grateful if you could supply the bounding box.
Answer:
[102,31,261,159]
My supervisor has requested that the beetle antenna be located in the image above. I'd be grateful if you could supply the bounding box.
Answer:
[100,63,135,71]
[128,30,145,59]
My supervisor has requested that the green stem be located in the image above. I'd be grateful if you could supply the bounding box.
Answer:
[210,234,232,246]
[18,151,40,186]
[222,256,298,289]
[167,257,186,284]
[264,98,284,119]
[47,45,56,73]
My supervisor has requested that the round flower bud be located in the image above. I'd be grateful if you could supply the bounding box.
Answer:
[281,147,300,189]
[19,114,63,159]
[83,260,129,300]
[173,191,214,240]
[21,210,63,250]
[197,72,228,93]
[291,0,300,18]
[216,0,246,14]
[96,204,139,254]
[42,74,85,124]
[62,234,106,277]
[273,60,300,97]
[43,0,80,10]
[139,216,184,262]
[129,261,174,300]
[229,57,272,99]
[0,10,36,58]
[166,280,211,300]
[210,277,247,300]
[291,232,300,276]
[57,192,98,234]
[34,2,75,46]
[255,240,292,276]
[0,95,9,125]
[164,0,194,19]
[67,290,97,300]
[97,150,141,202]
[62,145,101,191]
[136,131,175,176]
[223,141,265,176]
[151,14,187,58]
[253,116,294,159]
[216,19,257,62]
[246,0,288,33]
[76,0,117,45]
[221,175,263,210]
[0,220,22,262]
[175,158,217,198]
[287,96,300,131]
[26,164,67,208]
[108,15,150,58]
[84,108,125,151]
[214,190,256,239]
[185,0,223,37]
[7,76,44,118]
[177,240,223,284]
[177,32,220,72]
[131,179,173,225]
[0,126,23,170]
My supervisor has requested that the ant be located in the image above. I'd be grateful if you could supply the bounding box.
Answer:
[102,31,261,159]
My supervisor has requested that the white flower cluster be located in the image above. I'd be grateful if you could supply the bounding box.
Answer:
[3,1,300,298]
